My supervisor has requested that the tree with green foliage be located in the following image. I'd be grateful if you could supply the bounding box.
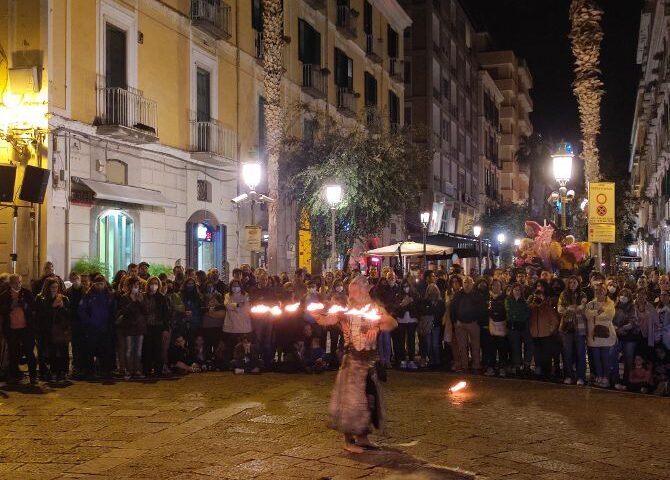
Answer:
[475,203,530,267]
[279,107,431,266]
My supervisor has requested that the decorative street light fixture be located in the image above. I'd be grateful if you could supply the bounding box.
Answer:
[473,224,482,275]
[551,142,575,230]
[420,211,430,269]
[496,233,506,268]
[325,184,343,271]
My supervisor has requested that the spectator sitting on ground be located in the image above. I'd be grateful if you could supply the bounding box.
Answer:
[305,336,328,373]
[168,335,196,374]
[231,336,261,374]
[191,334,209,372]
[628,354,653,393]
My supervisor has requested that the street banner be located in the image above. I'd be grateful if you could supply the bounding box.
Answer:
[588,223,615,244]
[588,182,615,224]
[244,225,262,252]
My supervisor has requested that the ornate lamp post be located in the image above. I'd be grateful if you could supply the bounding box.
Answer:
[420,211,430,269]
[552,142,575,230]
[473,224,482,275]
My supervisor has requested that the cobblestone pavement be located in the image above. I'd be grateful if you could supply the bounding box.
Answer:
[0,372,668,480]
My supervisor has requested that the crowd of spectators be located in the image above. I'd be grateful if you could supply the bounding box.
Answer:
[0,260,668,396]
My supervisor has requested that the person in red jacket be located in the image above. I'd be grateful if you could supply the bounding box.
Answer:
[528,280,559,379]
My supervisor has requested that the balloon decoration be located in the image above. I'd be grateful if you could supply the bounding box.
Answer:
[514,221,592,275]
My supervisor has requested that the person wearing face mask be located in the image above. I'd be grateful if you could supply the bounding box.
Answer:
[78,275,115,379]
[0,274,37,384]
[118,277,148,379]
[248,273,276,370]
[612,287,640,391]
[35,278,71,382]
[528,280,559,380]
[635,288,659,358]
[371,271,397,369]
[605,280,618,302]
[585,284,617,388]
[557,275,588,385]
[222,280,253,368]
[393,280,419,370]
[303,280,324,338]
[141,277,170,377]
[65,272,87,379]
[201,279,226,364]
[450,276,487,373]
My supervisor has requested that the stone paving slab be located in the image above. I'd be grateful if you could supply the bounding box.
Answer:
[0,372,669,479]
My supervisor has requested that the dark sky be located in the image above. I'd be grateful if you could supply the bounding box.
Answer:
[467,0,643,180]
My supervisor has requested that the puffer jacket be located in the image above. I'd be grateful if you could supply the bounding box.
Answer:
[528,294,559,338]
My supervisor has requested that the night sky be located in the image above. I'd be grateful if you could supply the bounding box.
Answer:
[467,0,643,181]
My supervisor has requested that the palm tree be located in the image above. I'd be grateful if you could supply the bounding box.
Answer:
[569,0,604,185]
[262,0,284,273]
[516,133,551,218]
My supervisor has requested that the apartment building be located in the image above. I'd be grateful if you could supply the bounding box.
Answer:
[0,0,410,279]
[629,0,670,268]
[477,33,533,205]
[401,0,481,236]
[478,69,503,216]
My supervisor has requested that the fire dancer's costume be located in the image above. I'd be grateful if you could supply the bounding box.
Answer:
[328,307,388,436]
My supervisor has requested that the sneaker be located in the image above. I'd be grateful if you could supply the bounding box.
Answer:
[614,383,626,391]
[407,361,418,370]
[564,377,574,385]
[576,379,585,386]
[484,367,495,376]
[400,360,408,370]
[234,368,245,375]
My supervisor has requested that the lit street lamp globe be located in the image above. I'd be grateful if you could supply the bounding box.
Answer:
[420,211,430,228]
[497,233,506,244]
[242,162,262,192]
[325,184,342,208]
[552,142,574,186]
[473,225,482,238]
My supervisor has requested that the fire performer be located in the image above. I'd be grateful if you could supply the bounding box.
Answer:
[317,275,397,453]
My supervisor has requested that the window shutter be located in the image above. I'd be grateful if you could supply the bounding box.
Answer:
[299,19,307,62]
[335,48,346,87]
[299,20,321,65]
[364,1,372,34]
[387,25,398,57]
[365,72,377,106]
[252,0,263,31]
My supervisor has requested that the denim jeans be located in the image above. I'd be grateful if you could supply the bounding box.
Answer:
[590,345,611,379]
[562,333,587,382]
[377,330,392,366]
[508,328,533,369]
[125,335,144,373]
[429,325,442,366]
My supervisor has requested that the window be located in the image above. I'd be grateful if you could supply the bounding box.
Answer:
[364,72,377,106]
[196,68,211,122]
[299,19,321,65]
[252,0,263,31]
[387,25,399,57]
[404,60,411,84]
[98,210,134,277]
[363,0,373,35]
[197,179,212,202]
[105,23,127,88]
[389,90,399,125]
[404,105,412,126]
[303,118,317,142]
[335,48,353,89]
[106,160,127,185]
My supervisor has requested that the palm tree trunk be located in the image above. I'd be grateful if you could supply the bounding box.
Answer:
[569,0,604,184]
[263,0,283,273]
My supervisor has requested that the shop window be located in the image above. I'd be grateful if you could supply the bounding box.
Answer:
[98,210,134,276]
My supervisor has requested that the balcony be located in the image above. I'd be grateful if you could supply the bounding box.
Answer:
[365,34,382,64]
[190,0,231,40]
[305,0,326,11]
[389,57,403,82]
[95,79,158,144]
[365,107,381,133]
[189,116,236,162]
[255,30,264,61]
[336,87,357,117]
[301,63,327,99]
[461,192,477,207]
[336,6,357,39]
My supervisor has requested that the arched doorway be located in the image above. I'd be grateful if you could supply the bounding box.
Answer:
[186,210,226,272]
[98,209,135,276]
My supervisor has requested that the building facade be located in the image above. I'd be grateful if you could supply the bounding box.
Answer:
[477,34,533,205]
[629,0,669,269]
[478,69,503,216]
[0,0,410,280]
[401,0,481,236]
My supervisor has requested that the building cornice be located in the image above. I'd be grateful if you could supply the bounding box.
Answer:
[369,0,412,31]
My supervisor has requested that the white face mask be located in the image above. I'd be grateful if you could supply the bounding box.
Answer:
[72,280,81,288]
[149,284,158,293]
[404,287,410,293]
[131,287,140,294]
[11,287,21,293]
[619,296,629,304]
[232,287,241,294]
[608,286,616,294]
[336,286,344,292]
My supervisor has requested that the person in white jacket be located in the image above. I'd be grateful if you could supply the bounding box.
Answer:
[585,284,617,388]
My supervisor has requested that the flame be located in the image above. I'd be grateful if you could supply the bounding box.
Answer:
[284,302,300,312]
[306,302,325,312]
[270,306,283,316]
[449,381,467,393]
[328,305,348,314]
[250,304,272,314]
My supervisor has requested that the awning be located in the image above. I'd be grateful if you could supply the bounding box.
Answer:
[73,177,176,208]
[364,241,453,257]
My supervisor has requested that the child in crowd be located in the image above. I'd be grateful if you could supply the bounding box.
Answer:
[231,336,261,374]
[628,354,653,393]
[191,334,209,372]
[305,336,328,373]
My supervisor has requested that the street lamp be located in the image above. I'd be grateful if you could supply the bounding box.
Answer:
[496,233,505,268]
[551,142,575,230]
[497,233,506,244]
[325,184,343,271]
[473,224,482,276]
[514,238,521,247]
[420,211,430,270]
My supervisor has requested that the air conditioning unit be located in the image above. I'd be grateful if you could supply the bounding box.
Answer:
[9,67,41,94]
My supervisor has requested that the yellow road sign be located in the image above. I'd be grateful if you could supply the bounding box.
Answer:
[588,182,615,224]
[588,223,615,244]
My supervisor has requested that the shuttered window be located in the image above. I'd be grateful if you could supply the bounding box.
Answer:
[298,19,321,65]
[364,72,377,106]
[335,48,353,89]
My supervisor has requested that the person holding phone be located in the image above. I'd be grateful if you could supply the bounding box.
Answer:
[585,283,616,388]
